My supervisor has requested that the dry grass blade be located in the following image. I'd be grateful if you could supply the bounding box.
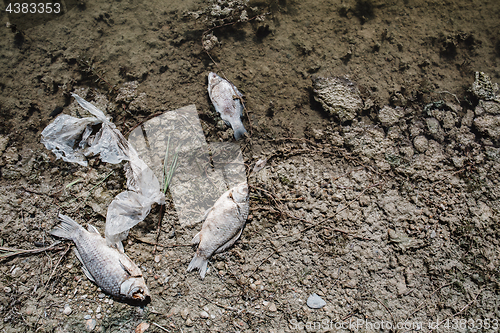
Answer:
[152,322,170,332]
[0,241,63,260]
[45,244,71,288]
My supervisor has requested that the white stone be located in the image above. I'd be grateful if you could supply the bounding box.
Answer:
[307,293,326,309]
[63,305,72,315]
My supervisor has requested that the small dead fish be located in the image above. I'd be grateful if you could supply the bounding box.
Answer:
[207,72,247,140]
[187,182,249,279]
[50,214,150,301]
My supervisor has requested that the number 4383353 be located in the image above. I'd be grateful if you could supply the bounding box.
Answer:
[6,3,61,14]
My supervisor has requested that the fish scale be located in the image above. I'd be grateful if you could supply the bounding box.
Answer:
[74,232,126,296]
[207,72,248,140]
[50,214,149,301]
[187,182,249,279]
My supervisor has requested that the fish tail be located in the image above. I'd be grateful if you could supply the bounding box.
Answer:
[49,214,81,240]
[233,125,247,140]
[187,253,209,279]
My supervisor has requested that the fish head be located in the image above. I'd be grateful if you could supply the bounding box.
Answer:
[208,72,218,84]
[231,182,249,203]
[120,277,150,301]
[208,72,223,91]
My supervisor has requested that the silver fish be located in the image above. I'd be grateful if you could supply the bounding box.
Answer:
[207,72,247,140]
[187,182,250,278]
[50,214,150,301]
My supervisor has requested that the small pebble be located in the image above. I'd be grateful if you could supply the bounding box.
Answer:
[4,287,11,293]
[11,266,22,278]
[135,322,150,333]
[98,293,106,299]
[186,317,193,326]
[268,303,277,312]
[154,255,161,263]
[307,293,326,309]
[63,305,72,315]
[85,318,97,331]
[200,310,209,319]
[84,314,92,320]
[181,308,189,320]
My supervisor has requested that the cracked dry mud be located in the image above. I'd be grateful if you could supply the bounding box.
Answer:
[1,0,500,332]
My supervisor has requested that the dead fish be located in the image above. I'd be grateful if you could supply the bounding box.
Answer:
[207,72,247,140]
[50,214,150,301]
[187,182,249,279]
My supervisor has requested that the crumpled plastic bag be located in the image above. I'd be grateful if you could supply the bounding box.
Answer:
[41,93,165,251]
[106,149,164,252]
[41,94,130,166]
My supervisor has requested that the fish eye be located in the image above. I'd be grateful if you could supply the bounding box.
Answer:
[132,289,145,299]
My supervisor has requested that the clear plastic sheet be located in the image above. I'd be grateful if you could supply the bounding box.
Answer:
[128,105,246,226]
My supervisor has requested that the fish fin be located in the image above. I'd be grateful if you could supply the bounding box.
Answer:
[233,125,247,140]
[116,241,124,253]
[201,207,212,221]
[49,214,81,240]
[187,254,209,279]
[191,232,201,245]
[87,224,100,235]
[119,257,142,277]
[73,248,96,282]
[214,227,244,254]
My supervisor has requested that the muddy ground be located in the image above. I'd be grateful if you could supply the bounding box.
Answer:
[1,0,500,332]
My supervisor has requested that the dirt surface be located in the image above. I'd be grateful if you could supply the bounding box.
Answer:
[1,0,500,332]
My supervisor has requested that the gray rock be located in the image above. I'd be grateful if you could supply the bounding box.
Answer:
[426,118,444,142]
[115,81,138,103]
[63,305,72,315]
[471,72,499,102]
[462,109,475,127]
[85,318,97,331]
[413,135,428,153]
[378,106,404,127]
[307,293,326,309]
[475,100,500,115]
[474,115,500,139]
[442,112,457,130]
[128,92,148,112]
[268,302,277,312]
[313,76,363,122]
[200,310,209,319]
